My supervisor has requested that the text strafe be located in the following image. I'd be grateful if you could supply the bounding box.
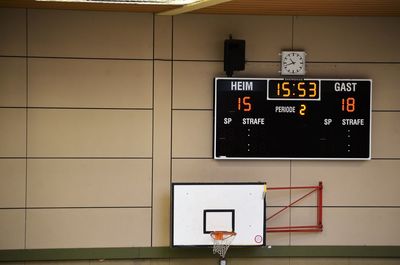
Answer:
[243,118,265,125]
[342,119,365,126]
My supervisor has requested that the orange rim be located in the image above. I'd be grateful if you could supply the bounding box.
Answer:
[211,231,236,240]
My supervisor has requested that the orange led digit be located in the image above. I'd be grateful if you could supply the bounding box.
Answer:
[277,83,281,96]
[282,82,290,97]
[309,82,317,98]
[243,96,252,112]
[347,97,355,112]
[298,82,306,97]
[299,104,306,116]
[238,96,252,112]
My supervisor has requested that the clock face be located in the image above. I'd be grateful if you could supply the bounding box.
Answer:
[281,52,305,75]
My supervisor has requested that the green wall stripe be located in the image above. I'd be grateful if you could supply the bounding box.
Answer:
[1,246,400,261]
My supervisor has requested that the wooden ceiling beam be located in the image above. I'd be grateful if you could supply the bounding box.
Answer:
[0,0,399,16]
[0,0,178,13]
[158,0,232,15]
[192,0,400,16]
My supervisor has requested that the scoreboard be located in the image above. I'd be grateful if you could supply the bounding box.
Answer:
[213,77,372,160]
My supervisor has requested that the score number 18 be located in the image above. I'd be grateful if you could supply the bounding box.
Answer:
[342,97,355,112]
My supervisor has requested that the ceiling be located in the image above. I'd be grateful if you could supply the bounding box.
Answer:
[1,0,400,16]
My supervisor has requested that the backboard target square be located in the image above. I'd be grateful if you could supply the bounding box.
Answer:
[204,209,235,233]
[171,182,266,247]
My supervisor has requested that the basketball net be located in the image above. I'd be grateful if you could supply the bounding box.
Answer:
[210,231,237,259]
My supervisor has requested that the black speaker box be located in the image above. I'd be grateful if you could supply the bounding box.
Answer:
[224,39,245,76]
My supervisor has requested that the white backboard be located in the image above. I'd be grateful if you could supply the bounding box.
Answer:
[171,183,266,247]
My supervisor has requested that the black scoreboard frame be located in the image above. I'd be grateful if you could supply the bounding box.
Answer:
[213,77,372,160]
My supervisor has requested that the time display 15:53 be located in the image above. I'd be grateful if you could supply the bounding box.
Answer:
[268,80,320,100]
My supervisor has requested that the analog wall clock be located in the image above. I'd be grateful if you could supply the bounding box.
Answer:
[281,51,306,76]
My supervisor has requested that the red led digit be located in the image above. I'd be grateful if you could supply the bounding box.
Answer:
[342,97,356,112]
[238,96,252,112]
[243,96,251,112]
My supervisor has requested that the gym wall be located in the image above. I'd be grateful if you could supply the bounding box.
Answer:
[0,7,399,264]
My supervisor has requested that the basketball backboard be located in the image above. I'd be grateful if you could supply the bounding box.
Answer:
[171,182,266,247]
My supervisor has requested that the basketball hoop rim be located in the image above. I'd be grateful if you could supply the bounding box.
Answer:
[210,231,237,240]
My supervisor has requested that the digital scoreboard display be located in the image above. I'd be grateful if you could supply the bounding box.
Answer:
[214,78,372,160]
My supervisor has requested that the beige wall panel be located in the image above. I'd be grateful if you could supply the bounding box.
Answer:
[153,61,172,246]
[172,159,289,184]
[173,61,280,109]
[306,62,338,78]
[0,8,26,56]
[28,58,153,108]
[173,15,291,61]
[173,61,221,110]
[27,159,151,207]
[236,62,281,78]
[0,209,25,249]
[292,160,400,206]
[289,188,317,209]
[26,208,151,248]
[265,233,289,246]
[372,112,400,158]
[172,110,212,158]
[0,159,25,208]
[294,17,400,62]
[28,109,152,157]
[155,16,172,60]
[0,109,26,157]
[172,159,290,206]
[290,207,400,245]
[28,10,152,59]
[266,207,290,245]
[0,57,26,107]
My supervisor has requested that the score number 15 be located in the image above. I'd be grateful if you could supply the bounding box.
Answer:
[238,96,252,112]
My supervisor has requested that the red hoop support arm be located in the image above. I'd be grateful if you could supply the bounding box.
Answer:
[266,182,323,233]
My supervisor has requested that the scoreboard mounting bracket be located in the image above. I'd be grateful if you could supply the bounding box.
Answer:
[213,77,372,160]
